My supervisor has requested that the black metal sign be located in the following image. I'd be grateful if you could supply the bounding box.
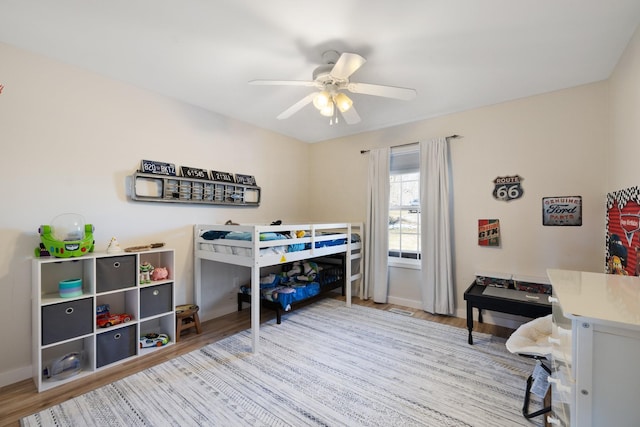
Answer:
[493,175,523,202]
[235,174,256,186]
[210,170,235,183]
[140,159,176,176]
[180,166,209,179]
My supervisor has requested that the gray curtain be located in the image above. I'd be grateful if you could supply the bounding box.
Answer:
[420,137,454,314]
[364,148,390,302]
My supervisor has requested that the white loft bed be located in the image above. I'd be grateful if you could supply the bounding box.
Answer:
[193,222,364,352]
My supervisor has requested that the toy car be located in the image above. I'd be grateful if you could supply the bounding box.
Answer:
[139,333,169,348]
[96,312,132,328]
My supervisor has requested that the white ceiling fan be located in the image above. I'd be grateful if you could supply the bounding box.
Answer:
[249,50,417,124]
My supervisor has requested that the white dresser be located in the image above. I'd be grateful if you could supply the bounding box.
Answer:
[546,269,640,427]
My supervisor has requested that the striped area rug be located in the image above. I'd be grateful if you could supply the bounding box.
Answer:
[22,299,542,427]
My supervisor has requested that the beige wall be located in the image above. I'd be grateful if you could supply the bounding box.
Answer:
[0,42,311,386]
[309,83,609,323]
[609,23,640,191]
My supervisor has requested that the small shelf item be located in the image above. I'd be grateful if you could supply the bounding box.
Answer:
[130,172,261,206]
[106,237,123,254]
[139,332,169,348]
[36,213,95,258]
[42,351,83,381]
[96,311,133,329]
[58,278,82,298]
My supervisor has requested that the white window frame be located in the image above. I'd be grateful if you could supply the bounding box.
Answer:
[388,147,421,268]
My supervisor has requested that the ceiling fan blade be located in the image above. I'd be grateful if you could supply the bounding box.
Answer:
[330,53,366,80]
[347,82,417,100]
[340,105,361,125]
[249,79,319,88]
[277,92,317,120]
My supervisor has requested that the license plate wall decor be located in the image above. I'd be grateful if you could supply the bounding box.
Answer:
[542,196,582,226]
[140,159,176,176]
[211,170,235,183]
[180,166,209,180]
[235,174,257,186]
[132,161,260,207]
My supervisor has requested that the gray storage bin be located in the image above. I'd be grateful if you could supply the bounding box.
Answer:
[140,283,173,318]
[96,324,136,368]
[42,297,94,345]
[96,255,136,293]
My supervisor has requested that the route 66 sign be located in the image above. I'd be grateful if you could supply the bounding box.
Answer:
[493,175,524,201]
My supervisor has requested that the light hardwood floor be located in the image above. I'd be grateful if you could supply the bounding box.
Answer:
[0,297,513,427]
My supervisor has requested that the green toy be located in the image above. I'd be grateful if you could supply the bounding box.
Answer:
[36,213,95,258]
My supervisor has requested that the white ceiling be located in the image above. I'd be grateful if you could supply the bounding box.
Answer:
[1,1,639,143]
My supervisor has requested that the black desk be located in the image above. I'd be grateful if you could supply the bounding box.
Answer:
[463,283,552,345]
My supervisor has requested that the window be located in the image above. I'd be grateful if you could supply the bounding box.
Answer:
[389,148,421,264]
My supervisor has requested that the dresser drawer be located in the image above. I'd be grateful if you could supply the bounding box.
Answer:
[140,283,173,318]
[42,297,93,345]
[96,255,136,293]
[96,324,136,368]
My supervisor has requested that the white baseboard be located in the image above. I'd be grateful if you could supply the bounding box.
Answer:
[387,297,528,331]
[455,306,529,330]
[0,365,31,388]
[200,306,237,323]
[386,296,423,310]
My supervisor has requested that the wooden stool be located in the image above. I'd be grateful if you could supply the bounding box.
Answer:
[175,304,201,342]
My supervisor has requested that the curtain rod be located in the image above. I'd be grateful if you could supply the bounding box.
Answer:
[360,134,461,154]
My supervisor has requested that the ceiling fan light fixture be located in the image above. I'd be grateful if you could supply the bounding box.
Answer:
[313,91,331,110]
[334,92,353,113]
[319,102,334,117]
[251,50,415,125]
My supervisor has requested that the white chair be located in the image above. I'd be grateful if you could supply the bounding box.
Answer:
[506,314,553,420]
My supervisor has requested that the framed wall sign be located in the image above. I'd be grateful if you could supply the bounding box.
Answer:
[235,174,256,186]
[493,175,524,201]
[210,170,235,183]
[478,219,501,246]
[542,196,582,226]
[180,166,209,180]
[140,159,177,176]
